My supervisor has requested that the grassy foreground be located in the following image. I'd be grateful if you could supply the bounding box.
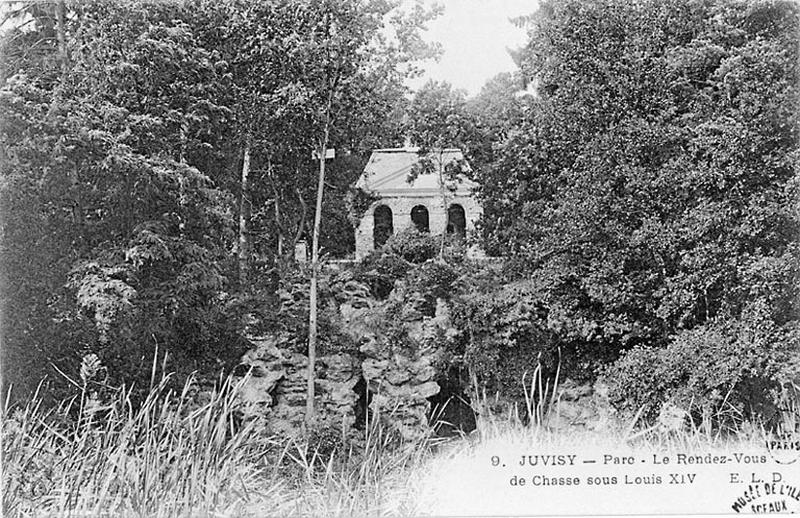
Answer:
[1,372,789,517]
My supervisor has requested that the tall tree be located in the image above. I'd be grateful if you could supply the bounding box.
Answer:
[466,71,527,169]
[292,0,439,424]
[0,0,439,406]
[406,80,475,258]
[480,0,799,371]
[195,0,294,288]
[1,0,239,399]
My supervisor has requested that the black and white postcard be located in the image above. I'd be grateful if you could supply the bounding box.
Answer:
[1,0,798,516]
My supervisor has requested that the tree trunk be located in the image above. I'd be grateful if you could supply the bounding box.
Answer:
[179,118,187,163]
[267,163,288,259]
[306,133,329,426]
[55,1,69,77]
[238,141,252,289]
[274,197,285,258]
[293,186,308,249]
[55,1,83,238]
[437,151,448,261]
[306,66,340,427]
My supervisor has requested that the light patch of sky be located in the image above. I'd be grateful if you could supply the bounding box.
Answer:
[407,0,539,96]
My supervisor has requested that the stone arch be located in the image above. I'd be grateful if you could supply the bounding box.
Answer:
[411,205,430,233]
[446,203,466,237]
[373,204,393,248]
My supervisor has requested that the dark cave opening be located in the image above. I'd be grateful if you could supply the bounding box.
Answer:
[353,376,372,429]
[427,366,477,436]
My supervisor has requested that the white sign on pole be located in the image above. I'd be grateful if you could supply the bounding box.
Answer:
[311,148,336,160]
[294,240,308,263]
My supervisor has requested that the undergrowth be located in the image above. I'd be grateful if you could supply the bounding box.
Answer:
[3,357,795,517]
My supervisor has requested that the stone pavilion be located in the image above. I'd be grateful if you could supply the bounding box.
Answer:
[354,147,482,259]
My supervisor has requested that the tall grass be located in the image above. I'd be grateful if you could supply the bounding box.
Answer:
[2,367,443,517]
[2,373,287,517]
[469,351,781,450]
[4,357,793,517]
[277,412,445,517]
[409,366,796,516]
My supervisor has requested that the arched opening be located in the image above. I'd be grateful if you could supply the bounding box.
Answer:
[411,205,430,233]
[428,366,476,437]
[373,205,393,248]
[353,376,373,430]
[446,203,466,237]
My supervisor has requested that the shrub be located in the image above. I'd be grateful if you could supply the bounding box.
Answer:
[384,228,438,264]
[450,279,558,401]
[356,252,411,299]
[441,232,468,264]
[405,261,458,316]
[604,308,797,430]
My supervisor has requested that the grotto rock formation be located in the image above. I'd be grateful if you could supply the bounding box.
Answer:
[235,270,459,441]
[236,332,360,436]
[352,282,455,440]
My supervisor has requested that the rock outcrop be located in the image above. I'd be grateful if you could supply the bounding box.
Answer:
[355,283,454,440]
[236,333,360,436]
[235,271,459,441]
[545,378,619,432]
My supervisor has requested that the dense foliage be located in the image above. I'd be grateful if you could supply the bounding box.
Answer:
[604,304,799,426]
[2,0,796,432]
[2,1,241,400]
[473,0,799,423]
[0,0,437,401]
